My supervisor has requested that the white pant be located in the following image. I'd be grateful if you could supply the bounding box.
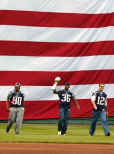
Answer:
[8,107,24,129]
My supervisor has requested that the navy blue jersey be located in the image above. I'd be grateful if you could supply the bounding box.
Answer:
[7,91,24,107]
[58,89,74,109]
[91,91,107,111]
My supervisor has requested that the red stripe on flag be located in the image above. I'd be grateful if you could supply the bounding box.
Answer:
[0,10,113,28]
[0,70,114,86]
[0,99,113,120]
[0,40,114,57]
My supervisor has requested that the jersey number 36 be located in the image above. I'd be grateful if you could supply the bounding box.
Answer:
[61,94,71,102]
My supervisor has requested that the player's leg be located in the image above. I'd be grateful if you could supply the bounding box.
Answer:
[58,108,64,135]
[15,107,24,134]
[89,110,99,136]
[100,110,110,136]
[62,109,70,135]
[6,107,16,133]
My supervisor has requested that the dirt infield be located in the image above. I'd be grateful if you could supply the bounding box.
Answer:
[0,143,114,154]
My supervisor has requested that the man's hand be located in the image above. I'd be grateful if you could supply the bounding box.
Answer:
[77,105,80,111]
[52,77,61,91]
[91,100,97,111]
[106,111,108,117]
[54,77,61,83]
[93,104,97,111]
[6,107,9,112]
[74,99,80,111]
[6,101,10,112]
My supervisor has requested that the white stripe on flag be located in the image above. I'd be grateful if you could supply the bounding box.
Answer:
[0,25,114,42]
[0,84,113,101]
[0,55,114,71]
[0,0,113,13]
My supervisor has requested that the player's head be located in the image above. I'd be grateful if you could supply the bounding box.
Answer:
[65,82,70,90]
[15,82,20,92]
[99,83,104,92]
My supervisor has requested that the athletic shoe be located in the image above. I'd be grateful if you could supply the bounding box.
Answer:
[6,126,10,133]
[15,128,19,134]
[89,133,93,136]
[6,122,13,133]
[105,132,110,136]
[61,131,66,136]
[58,131,61,135]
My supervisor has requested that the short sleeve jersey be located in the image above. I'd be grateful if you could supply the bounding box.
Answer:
[91,91,107,111]
[57,89,75,109]
[7,91,24,107]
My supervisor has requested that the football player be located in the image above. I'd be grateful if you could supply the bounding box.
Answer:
[6,83,24,134]
[52,77,80,135]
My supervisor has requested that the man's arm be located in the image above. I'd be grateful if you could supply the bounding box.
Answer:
[72,96,80,111]
[6,91,13,112]
[105,97,108,109]
[21,93,24,108]
[52,77,61,94]
[6,95,10,112]
[52,82,60,94]
[105,98,108,117]
[91,93,97,110]
[91,100,97,110]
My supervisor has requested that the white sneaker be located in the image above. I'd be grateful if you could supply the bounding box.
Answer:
[58,131,61,135]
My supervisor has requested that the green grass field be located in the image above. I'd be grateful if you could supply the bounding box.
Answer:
[0,124,114,144]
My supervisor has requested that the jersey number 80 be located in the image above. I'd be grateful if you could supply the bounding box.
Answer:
[12,97,22,105]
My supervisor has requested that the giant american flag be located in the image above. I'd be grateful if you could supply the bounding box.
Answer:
[0,0,114,120]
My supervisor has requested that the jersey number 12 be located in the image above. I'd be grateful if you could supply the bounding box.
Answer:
[97,96,105,105]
